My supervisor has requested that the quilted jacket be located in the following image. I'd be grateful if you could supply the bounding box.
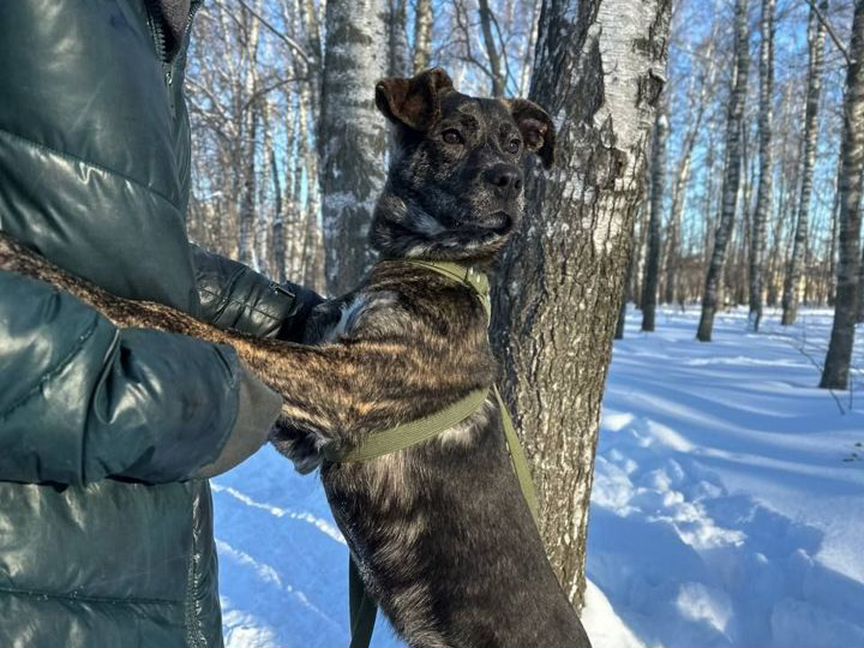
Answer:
[0,2,318,645]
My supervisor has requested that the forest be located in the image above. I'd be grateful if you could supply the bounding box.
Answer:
[184,0,861,383]
[179,0,864,645]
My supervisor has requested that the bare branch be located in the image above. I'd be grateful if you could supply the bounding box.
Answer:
[222,0,311,64]
[801,0,850,66]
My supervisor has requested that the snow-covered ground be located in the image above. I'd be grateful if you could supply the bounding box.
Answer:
[213,306,864,648]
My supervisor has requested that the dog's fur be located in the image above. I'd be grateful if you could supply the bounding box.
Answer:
[0,68,591,648]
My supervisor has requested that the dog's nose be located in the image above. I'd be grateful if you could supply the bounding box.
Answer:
[485,165,523,200]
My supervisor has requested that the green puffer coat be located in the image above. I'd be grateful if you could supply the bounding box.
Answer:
[0,2,319,646]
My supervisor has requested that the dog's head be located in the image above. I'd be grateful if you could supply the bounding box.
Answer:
[370,68,555,264]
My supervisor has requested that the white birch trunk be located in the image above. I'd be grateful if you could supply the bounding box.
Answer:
[237,3,263,269]
[782,0,827,325]
[642,109,668,331]
[821,0,864,390]
[493,0,672,608]
[697,0,749,342]
[319,0,389,295]
[388,0,410,76]
[748,0,775,332]
[412,0,433,72]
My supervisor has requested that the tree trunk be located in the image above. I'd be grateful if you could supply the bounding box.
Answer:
[702,123,719,271]
[268,99,286,282]
[319,0,389,295]
[478,0,506,96]
[827,155,842,305]
[821,0,864,390]
[271,151,285,282]
[238,104,259,267]
[388,0,410,76]
[642,110,668,331]
[782,0,827,326]
[632,196,650,309]
[297,0,324,127]
[697,0,749,342]
[297,80,326,292]
[412,0,433,72]
[858,241,864,322]
[492,0,671,608]
[666,33,717,305]
[748,0,775,332]
[236,4,262,268]
[735,129,755,307]
[617,205,643,340]
[664,134,694,304]
[518,0,542,95]
[288,98,307,282]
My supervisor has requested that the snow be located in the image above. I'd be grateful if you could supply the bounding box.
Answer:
[214,305,864,647]
[590,306,864,648]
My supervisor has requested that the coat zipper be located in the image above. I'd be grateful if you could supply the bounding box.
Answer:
[146,1,202,119]
[146,0,202,84]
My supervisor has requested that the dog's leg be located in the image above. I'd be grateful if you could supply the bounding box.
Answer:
[0,233,494,468]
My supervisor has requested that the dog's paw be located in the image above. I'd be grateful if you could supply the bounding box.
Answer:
[269,419,325,474]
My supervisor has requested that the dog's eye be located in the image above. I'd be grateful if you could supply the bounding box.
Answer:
[442,129,464,145]
[507,138,522,154]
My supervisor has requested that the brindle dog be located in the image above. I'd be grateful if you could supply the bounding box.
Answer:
[0,68,591,648]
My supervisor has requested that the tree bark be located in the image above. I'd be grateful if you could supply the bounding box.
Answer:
[492,0,671,608]
[412,0,433,72]
[319,0,389,295]
[748,0,775,332]
[616,205,643,340]
[237,4,263,268]
[664,124,696,305]
[267,99,285,282]
[782,0,827,326]
[827,154,842,305]
[697,0,749,342]
[297,80,326,292]
[821,0,864,390]
[478,0,506,96]
[388,0,410,76]
[858,241,864,321]
[642,109,668,331]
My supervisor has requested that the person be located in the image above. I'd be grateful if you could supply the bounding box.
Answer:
[0,2,321,645]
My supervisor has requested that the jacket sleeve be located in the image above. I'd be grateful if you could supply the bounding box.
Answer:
[0,271,280,486]
[191,245,323,341]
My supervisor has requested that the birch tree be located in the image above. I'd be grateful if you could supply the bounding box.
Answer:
[319,0,389,295]
[748,0,775,332]
[664,49,714,305]
[782,0,828,326]
[493,0,672,608]
[697,0,749,342]
[388,0,411,76]
[478,0,507,96]
[237,3,263,267]
[413,0,433,72]
[642,108,668,332]
[821,0,864,390]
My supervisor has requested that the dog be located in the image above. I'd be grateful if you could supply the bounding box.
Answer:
[0,68,592,648]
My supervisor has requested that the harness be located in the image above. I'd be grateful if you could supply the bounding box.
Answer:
[327,260,539,648]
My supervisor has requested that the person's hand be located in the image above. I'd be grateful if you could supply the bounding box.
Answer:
[275,284,326,342]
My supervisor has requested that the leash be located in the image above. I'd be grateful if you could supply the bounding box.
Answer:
[332,259,539,648]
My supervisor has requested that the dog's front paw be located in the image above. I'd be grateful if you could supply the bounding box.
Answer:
[269,419,326,474]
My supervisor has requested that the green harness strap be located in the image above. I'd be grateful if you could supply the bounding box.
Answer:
[323,387,490,463]
[340,259,539,648]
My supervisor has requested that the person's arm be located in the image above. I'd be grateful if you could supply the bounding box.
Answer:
[191,245,323,341]
[0,271,281,486]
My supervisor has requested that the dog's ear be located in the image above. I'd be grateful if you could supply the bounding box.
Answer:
[375,68,454,131]
[509,99,556,169]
